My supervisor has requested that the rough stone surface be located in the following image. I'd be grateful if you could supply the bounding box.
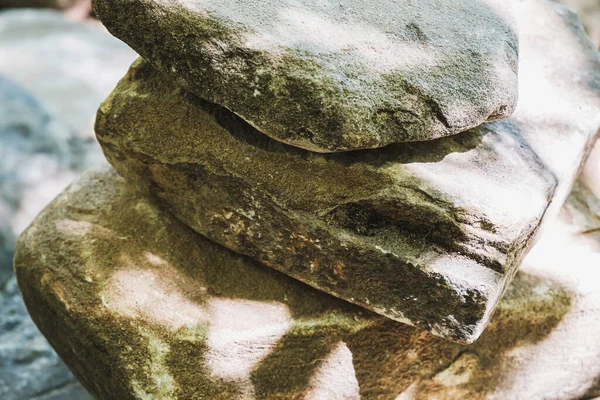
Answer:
[93,0,519,152]
[14,164,600,399]
[96,0,600,343]
[0,76,95,399]
[0,9,137,138]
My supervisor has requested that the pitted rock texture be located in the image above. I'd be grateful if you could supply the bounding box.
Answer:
[92,0,519,152]
[95,0,600,343]
[14,165,600,399]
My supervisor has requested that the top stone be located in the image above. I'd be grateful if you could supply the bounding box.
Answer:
[92,0,519,152]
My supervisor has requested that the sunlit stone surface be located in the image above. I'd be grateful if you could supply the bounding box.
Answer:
[95,0,600,342]
[14,162,600,399]
[92,0,519,151]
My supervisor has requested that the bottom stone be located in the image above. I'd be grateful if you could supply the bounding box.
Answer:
[15,166,600,399]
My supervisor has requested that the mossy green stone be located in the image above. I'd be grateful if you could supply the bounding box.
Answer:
[92,0,519,152]
[14,166,600,399]
[95,0,600,343]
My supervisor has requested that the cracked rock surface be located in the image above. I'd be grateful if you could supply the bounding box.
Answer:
[95,0,600,343]
[14,163,600,399]
[92,0,519,152]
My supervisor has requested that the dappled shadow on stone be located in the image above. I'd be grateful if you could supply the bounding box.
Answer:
[15,168,579,399]
[99,55,562,342]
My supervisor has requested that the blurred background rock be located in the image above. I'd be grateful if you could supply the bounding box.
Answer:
[0,4,136,399]
[560,0,600,46]
[0,0,73,8]
[0,0,597,399]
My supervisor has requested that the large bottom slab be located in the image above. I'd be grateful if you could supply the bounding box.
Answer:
[14,165,600,399]
[96,0,600,342]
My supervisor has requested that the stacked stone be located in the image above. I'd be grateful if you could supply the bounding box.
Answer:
[13,0,600,398]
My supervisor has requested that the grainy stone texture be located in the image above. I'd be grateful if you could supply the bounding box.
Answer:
[96,0,600,343]
[14,163,600,399]
[0,9,137,138]
[92,0,519,152]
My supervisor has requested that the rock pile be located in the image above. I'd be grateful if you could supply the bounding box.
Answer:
[12,0,600,398]
[95,0,600,343]
[93,0,520,152]
[14,160,600,399]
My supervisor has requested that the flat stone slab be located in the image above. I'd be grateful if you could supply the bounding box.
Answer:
[14,165,600,399]
[93,0,519,152]
[96,0,600,343]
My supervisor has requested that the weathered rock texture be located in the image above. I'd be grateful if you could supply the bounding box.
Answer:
[95,0,600,343]
[92,0,519,152]
[14,164,600,399]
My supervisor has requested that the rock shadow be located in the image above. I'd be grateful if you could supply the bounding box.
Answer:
[69,172,572,399]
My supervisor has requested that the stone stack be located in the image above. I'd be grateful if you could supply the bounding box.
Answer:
[13,0,600,398]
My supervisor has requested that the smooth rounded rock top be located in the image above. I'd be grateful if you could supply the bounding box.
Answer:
[93,0,519,152]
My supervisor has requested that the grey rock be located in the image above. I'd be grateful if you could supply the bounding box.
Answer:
[0,75,97,283]
[96,0,600,343]
[0,8,136,284]
[559,0,600,46]
[13,165,600,399]
[0,9,137,139]
[0,10,135,400]
[93,0,519,152]
[0,75,95,400]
